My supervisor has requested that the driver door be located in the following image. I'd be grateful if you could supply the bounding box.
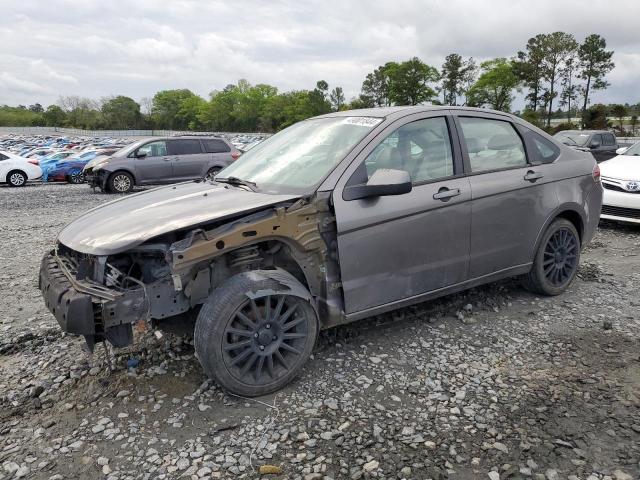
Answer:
[332,113,472,315]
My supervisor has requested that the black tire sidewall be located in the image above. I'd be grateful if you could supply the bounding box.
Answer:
[532,219,581,295]
[194,272,318,397]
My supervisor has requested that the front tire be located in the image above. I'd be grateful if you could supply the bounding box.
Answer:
[194,271,318,397]
[107,171,134,193]
[7,170,27,187]
[205,167,221,181]
[522,218,581,296]
[67,169,85,184]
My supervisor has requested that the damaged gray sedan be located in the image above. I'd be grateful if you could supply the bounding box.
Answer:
[39,106,602,396]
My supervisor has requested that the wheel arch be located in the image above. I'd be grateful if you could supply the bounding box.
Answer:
[107,168,138,185]
[531,204,586,261]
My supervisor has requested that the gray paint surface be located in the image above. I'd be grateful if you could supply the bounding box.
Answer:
[58,182,299,255]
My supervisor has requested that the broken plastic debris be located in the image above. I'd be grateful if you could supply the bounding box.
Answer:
[258,465,283,475]
[126,358,140,369]
[154,330,164,340]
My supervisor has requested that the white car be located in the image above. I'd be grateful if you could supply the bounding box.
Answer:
[600,142,640,224]
[0,151,43,187]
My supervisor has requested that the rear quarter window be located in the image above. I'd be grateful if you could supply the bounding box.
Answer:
[518,126,560,164]
[202,139,231,153]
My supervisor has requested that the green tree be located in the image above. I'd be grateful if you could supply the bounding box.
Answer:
[630,115,638,136]
[467,58,520,112]
[387,57,438,105]
[308,80,331,116]
[610,104,627,133]
[578,34,615,127]
[101,96,141,129]
[151,89,203,130]
[582,104,609,129]
[59,96,102,129]
[42,105,66,126]
[360,63,396,107]
[559,54,579,123]
[515,35,547,112]
[329,86,345,111]
[29,103,44,113]
[440,54,476,106]
[539,32,578,127]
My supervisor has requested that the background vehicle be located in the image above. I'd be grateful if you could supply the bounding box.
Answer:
[40,106,602,396]
[554,130,618,162]
[83,136,241,193]
[600,141,640,223]
[47,148,117,184]
[0,150,42,186]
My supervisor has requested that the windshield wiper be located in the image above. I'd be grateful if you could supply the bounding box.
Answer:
[215,176,258,191]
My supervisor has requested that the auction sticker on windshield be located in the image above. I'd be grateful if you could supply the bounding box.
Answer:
[341,117,383,127]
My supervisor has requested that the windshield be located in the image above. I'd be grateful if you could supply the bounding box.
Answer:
[554,131,590,146]
[623,142,640,156]
[216,116,382,194]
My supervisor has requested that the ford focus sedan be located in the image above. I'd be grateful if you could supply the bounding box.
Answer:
[39,106,602,396]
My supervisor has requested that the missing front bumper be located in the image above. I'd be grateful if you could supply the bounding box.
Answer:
[39,253,149,349]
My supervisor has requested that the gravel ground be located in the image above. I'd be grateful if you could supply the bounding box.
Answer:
[0,183,639,480]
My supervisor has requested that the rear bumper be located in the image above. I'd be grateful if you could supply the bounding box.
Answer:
[39,252,148,347]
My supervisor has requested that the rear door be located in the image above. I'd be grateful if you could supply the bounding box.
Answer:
[454,113,559,279]
[168,139,208,180]
[333,112,472,315]
[133,140,172,184]
[600,132,618,161]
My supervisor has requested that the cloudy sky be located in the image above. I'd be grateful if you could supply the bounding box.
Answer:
[1,0,639,109]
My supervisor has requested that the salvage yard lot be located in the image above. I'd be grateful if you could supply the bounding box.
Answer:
[0,184,639,480]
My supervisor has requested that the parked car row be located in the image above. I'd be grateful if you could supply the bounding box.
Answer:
[39,106,605,396]
[0,132,267,189]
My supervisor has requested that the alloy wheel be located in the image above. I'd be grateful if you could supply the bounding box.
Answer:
[543,227,578,286]
[69,170,84,184]
[222,295,311,386]
[113,174,131,192]
[9,172,26,186]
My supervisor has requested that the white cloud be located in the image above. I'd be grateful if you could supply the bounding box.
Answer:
[0,0,638,106]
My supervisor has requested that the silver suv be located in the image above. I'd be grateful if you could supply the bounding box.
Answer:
[83,136,241,193]
[41,106,602,396]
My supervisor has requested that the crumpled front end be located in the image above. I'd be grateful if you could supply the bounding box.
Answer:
[38,244,164,350]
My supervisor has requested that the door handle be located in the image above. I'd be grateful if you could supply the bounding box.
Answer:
[524,170,543,182]
[433,187,461,201]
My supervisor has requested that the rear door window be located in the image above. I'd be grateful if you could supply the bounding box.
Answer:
[603,133,616,146]
[202,139,231,153]
[458,117,527,173]
[169,139,203,155]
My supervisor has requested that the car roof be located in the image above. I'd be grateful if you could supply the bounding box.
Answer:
[556,130,610,135]
[313,105,517,121]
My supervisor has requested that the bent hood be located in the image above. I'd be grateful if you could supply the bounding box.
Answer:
[600,155,640,181]
[58,181,301,255]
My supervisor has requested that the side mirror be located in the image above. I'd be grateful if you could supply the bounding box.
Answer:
[343,168,412,201]
[135,151,147,158]
[616,147,628,155]
[589,140,601,149]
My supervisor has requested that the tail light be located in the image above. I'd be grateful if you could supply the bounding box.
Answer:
[28,159,39,165]
[592,163,601,182]
[231,151,241,161]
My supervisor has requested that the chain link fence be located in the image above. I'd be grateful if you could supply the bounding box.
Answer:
[0,126,270,138]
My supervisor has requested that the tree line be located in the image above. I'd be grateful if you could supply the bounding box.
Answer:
[0,32,632,134]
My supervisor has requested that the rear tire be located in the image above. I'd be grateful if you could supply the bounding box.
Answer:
[107,171,134,193]
[194,271,318,397]
[522,218,580,296]
[7,170,27,187]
